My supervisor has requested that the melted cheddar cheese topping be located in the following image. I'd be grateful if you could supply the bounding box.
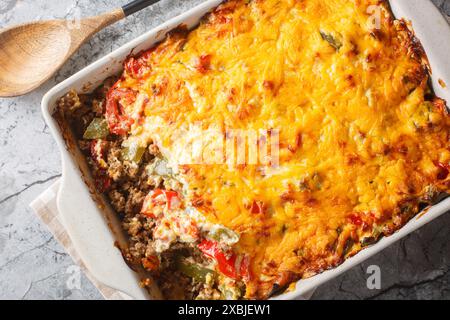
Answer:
[111,0,449,299]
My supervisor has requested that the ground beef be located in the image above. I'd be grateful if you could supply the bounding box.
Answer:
[124,187,146,215]
[158,269,193,300]
[148,143,160,156]
[91,99,104,115]
[106,142,125,181]
[56,85,220,300]
[108,189,126,213]
[77,140,91,152]
[58,90,81,112]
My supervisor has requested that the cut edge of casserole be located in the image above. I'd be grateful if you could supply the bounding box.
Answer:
[54,0,449,300]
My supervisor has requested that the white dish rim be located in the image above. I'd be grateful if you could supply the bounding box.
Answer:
[41,0,450,300]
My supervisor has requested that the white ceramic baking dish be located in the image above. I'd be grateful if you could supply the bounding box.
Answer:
[41,0,450,300]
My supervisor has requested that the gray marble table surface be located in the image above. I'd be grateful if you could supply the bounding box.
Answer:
[0,0,449,300]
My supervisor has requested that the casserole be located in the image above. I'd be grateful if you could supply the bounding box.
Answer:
[42,0,450,300]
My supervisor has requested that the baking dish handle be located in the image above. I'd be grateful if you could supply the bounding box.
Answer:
[56,152,156,300]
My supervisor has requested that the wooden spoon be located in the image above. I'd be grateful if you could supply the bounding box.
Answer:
[0,0,160,97]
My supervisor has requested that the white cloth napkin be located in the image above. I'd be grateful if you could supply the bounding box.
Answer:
[29,180,132,300]
[30,180,316,300]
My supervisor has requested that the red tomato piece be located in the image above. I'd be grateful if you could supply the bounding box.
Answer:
[124,51,152,78]
[348,213,363,226]
[238,255,251,282]
[151,189,180,210]
[198,239,250,281]
[196,54,212,74]
[105,83,136,135]
[141,189,181,217]
[90,139,107,166]
[198,239,238,279]
[250,200,264,214]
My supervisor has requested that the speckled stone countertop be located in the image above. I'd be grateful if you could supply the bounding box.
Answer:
[0,0,449,300]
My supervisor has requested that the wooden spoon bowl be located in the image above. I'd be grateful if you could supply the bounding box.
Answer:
[0,10,124,97]
[0,0,160,97]
[0,22,72,97]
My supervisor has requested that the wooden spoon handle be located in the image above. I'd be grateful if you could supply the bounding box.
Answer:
[69,0,162,55]
[122,0,161,16]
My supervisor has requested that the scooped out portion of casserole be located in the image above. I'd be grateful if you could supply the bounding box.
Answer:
[55,0,450,299]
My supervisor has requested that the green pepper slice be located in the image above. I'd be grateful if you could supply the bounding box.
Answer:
[219,284,241,300]
[320,31,342,50]
[121,144,146,163]
[208,226,239,244]
[176,257,216,283]
[83,118,109,139]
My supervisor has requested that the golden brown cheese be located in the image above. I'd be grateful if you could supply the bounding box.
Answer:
[111,0,450,299]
